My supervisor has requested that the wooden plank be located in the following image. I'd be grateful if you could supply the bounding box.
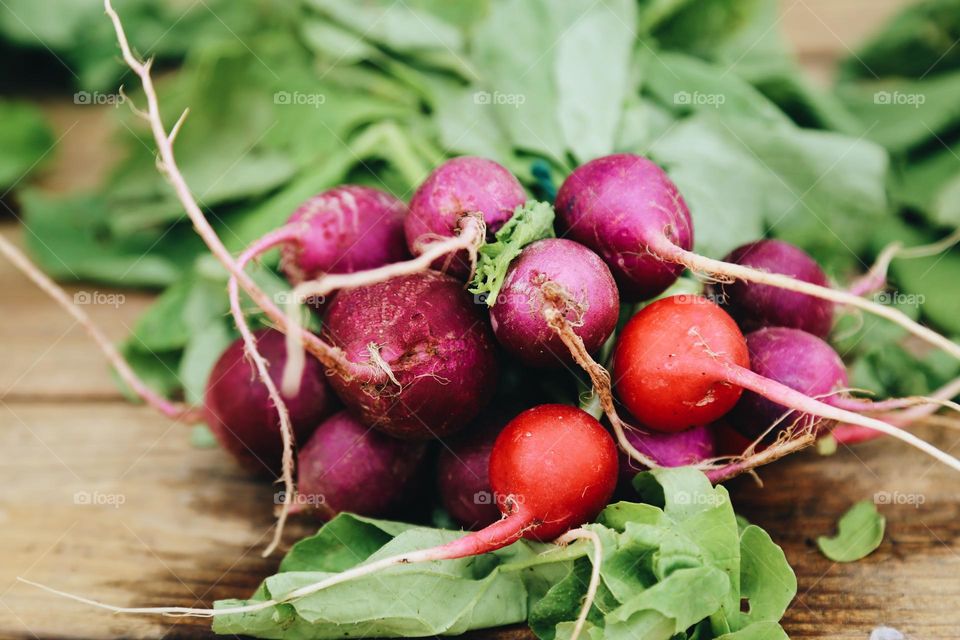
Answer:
[780,0,919,58]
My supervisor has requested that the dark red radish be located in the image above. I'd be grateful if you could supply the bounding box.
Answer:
[730,328,848,440]
[322,270,498,439]
[204,329,337,474]
[555,153,693,300]
[611,295,960,479]
[436,410,509,530]
[296,411,428,518]
[280,185,409,287]
[617,424,715,492]
[405,156,526,278]
[489,238,619,367]
[555,154,960,368]
[709,240,834,337]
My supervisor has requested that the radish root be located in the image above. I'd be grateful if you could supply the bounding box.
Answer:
[280,213,485,395]
[0,233,202,423]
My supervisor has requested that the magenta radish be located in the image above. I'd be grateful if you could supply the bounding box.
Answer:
[296,411,429,518]
[611,295,960,480]
[436,410,510,530]
[709,240,834,337]
[204,329,337,474]
[729,328,848,440]
[555,153,960,364]
[489,238,619,367]
[555,153,693,300]
[405,156,527,277]
[322,270,498,439]
[617,424,715,492]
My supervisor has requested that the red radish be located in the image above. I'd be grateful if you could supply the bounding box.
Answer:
[204,329,337,474]
[709,240,834,337]
[405,156,526,277]
[436,411,507,530]
[612,295,960,479]
[556,153,960,364]
[296,411,428,518]
[322,271,498,439]
[490,238,620,367]
[280,185,410,299]
[730,328,848,441]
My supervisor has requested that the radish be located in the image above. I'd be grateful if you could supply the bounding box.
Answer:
[555,153,960,364]
[708,240,834,338]
[729,327,848,441]
[489,238,619,367]
[322,270,499,439]
[38,404,615,630]
[436,409,511,530]
[279,185,410,303]
[204,329,338,474]
[611,294,960,480]
[405,156,526,277]
[296,411,429,519]
[616,424,715,493]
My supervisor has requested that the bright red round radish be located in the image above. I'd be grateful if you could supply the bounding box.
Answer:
[709,240,834,338]
[613,295,749,432]
[405,156,526,278]
[436,410,509,530]
[730,327,848,440]
[555,153,693,301]
[204,329,338,474]
[322,270,498,440]
[297,411,429,519]
[280,185,409,291]
[489,238,619,367]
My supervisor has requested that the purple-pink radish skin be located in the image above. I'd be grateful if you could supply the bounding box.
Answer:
[555,153,694,301]
[405,157,527,278]
[730,327,848,440]
[280,185,409,299]
[323,270,498,439]
[617,423,715,491]
[297,410,429,518]
[204,329,337,474]
[490,238,619,367]
[436,411,509,530]
[710,239,834,338]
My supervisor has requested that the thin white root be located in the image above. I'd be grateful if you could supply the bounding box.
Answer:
[539,292,660,470]
[280,214,485,396]
[652,238,960,365]
[554,528,603,640]
[0,233,202,423]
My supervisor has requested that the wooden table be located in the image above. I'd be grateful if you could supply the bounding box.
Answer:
[5,1,959,638]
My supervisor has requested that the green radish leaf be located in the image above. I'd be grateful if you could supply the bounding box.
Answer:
[817,501,886,563]
[470,200,556,306]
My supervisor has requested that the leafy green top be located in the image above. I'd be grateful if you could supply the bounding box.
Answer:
[817,501,886,563]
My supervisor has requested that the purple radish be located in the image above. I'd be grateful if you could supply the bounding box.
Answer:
[297,411,429,518]
[436,410,511,530]
[709,239,834,338]
[617,424,715,492]
[204,329,338,474]
[322,270,498,439]
[489,238,619,367]
[405,157,527,278]
[730,327,848,440]
[555,153,693,300]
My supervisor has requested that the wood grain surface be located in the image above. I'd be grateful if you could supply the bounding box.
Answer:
[3,1,954,639]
